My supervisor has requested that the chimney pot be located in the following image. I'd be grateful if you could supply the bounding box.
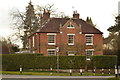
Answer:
[73,12,80,19]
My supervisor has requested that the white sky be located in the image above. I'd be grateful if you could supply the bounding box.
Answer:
[0,0,119,39]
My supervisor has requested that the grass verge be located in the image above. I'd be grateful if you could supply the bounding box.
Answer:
[2,71,114,76]
[107,77,120,80]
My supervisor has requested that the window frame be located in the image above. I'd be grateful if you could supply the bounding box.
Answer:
[86,49,94,60]
[47,49,56,56]
[67,34,75,45]
[85,34,94,45]
[67,22,75,28]
[68,51,76,56]
[47,33,56,45]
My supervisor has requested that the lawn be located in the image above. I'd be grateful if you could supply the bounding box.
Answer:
[107,77,120,80]
[2,71,114,76]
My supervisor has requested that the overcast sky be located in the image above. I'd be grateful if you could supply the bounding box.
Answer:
[0,0,119,39]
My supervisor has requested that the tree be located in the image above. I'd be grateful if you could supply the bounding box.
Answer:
[0,36,19,54]
[23,1,39,49]
[24,1,39,33]
[10,1,39,50]
[86,17,96,26]
[10,2,68,50]
[107,15,120,64]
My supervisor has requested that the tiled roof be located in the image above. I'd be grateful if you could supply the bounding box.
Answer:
[36,18,103,34]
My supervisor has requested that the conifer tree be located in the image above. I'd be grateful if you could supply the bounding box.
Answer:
[86,17,95,26]
[24,1,39,33]
[107,15,120,65]
[23,1,39,49]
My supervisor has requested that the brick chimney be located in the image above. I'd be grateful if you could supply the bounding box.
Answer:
[42,9,50,22]
[40,9,50,25]
[73,11,80,19]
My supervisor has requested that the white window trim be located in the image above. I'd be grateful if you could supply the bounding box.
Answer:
[48,43,56,45]
[85,34,94,36]
[60,32,62,34]
[79,32,82,34]
[68,43,74,45]
[86,49,94,60]
[32,36,34,47]
[68,51,76,56]
[67,22,75,28]
[47,33,56,45]
[86,43,93,46]
[68,53,75,56]
[86,49,94,51]
[47,49,56,56]
[67,34,75,45]
[67,27,75,29]
[47,33,56,35]
[47,49,56,51]
[86,34,93,45]
[67,34,75,35]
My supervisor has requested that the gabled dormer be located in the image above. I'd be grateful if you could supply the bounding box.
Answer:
[60,19,81,34]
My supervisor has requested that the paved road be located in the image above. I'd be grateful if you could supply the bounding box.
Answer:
[1,75,114,80]
[2,78,107,80]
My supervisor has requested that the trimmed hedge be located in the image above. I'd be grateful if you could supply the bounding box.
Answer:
[91,55,117,69]
[2,54,42,71]
[2,54,117,71]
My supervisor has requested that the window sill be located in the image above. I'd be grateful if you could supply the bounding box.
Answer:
[86,58,91,61]
[86,43,93,45]
[68,54,75,56]
[48,43,56,45]
[68,43,74,45]
[67,27,75,29]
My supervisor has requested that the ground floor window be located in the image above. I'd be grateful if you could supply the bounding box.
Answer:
[68,51,76,56]
[47,49,56,56]
[86,49,94,60]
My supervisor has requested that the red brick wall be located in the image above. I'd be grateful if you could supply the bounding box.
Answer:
[93,34,103,55]
[29,20,103,56]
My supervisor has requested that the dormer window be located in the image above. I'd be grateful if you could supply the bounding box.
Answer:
[67,22,74,28]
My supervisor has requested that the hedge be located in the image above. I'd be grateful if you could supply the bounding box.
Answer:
[2,54,42,71]
[2,54,117,71]
[91,55,117,69]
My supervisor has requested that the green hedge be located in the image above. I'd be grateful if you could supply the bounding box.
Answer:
[2,54,42,71]
[91,55,117,69]
[2,54,117,71]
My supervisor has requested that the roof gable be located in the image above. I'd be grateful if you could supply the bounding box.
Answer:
[37,18,103,34]
[62,19,80,29]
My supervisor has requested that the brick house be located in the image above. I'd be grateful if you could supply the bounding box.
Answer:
[28,11,103,60]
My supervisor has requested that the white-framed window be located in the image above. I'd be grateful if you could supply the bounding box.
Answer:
[67,34,75,45]
[32,36,34,47]
[86,49,94,60]
[67,22,74,28]
[68,51,76,56]
[47,49,56,56]
[47,33,56,45]
[86,34,93,45]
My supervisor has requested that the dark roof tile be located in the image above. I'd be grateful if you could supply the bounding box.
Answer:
[37,18,103,34]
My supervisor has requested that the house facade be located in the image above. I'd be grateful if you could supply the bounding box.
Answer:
[28,11,103,59]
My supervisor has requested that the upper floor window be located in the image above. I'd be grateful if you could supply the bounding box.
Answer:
[47,33,56,45]
[67,34,75,45]
[67,23,74,28]
[86,34,93,45]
